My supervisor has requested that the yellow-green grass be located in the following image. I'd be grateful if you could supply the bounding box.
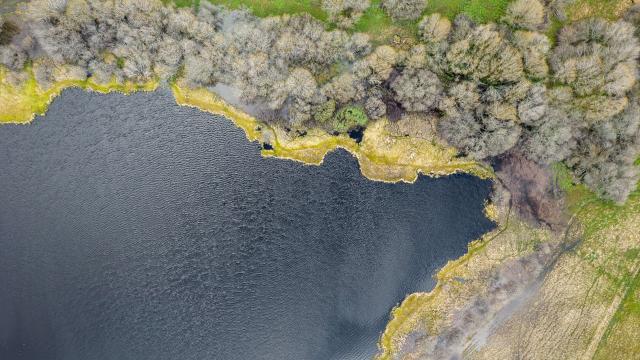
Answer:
[554,162,640,359]
[2,60,489,182]
[162,0,200,8]
[377,161,640,359]
[594,270,640,359]
[376,216,551,359]
[0,67,157,124]
[565,0,635,21]
[171,81,491,183]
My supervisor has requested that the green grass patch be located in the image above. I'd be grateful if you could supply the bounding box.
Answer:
[552,162,640,237]
[171,0,514,36]
[333,106,368,133]
[565,0,627,21]
[354,1,394,35]
[423,0,467,20]
[552,162,575,191]
[207,0,328,20]
[594,270,640,359]
[462,0,510,23]
[545,16,564,45]
[424,0,511,22]
[625,249,640,262]
[164,0,199,8]
[353,1,421,44]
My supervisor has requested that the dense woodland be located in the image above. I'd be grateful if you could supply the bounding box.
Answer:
[1,0,639,204]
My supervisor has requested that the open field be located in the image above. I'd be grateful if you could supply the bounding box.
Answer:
[170,0,512,32]
[377,164,640,359]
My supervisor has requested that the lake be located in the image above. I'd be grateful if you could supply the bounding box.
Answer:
[0,89,494,360]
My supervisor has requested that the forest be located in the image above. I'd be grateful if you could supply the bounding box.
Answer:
[1,0,639,204]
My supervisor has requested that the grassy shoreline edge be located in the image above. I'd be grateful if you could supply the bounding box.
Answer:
[1,69,492,184]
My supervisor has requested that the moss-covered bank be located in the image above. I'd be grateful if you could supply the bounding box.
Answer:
[0,69,491,183]
[171,82,492,183]
[0,67,157,124]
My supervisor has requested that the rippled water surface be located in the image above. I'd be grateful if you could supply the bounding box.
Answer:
[0,90,494,360]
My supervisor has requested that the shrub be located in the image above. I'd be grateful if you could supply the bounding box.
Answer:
[314,100,337,123]
[511,30,550,80]
[365,97,386,119]
[333,106,369,132]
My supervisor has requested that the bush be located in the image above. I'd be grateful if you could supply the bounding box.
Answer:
[511,30,550,80]
[314,100,337,123]
[333,106,369,132]
[437,112,521,159]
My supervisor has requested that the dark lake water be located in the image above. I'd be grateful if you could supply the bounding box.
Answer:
[0,89,494,360]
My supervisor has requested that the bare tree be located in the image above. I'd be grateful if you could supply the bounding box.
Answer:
[503,0,546,30]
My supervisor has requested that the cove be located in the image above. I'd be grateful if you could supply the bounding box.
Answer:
[0,89,494,360]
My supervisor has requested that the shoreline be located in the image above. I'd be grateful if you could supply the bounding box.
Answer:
[0,67,159,124]
[171,82,494,184]
[1,70,493,184]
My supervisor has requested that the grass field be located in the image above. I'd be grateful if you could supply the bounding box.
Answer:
[565,0,634,20]
[426,0,510,22]
[170,0,513,25]
[208,0,328,19]
[170,0,635,33]
[594,270,640,359]
[167,0,514,45]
